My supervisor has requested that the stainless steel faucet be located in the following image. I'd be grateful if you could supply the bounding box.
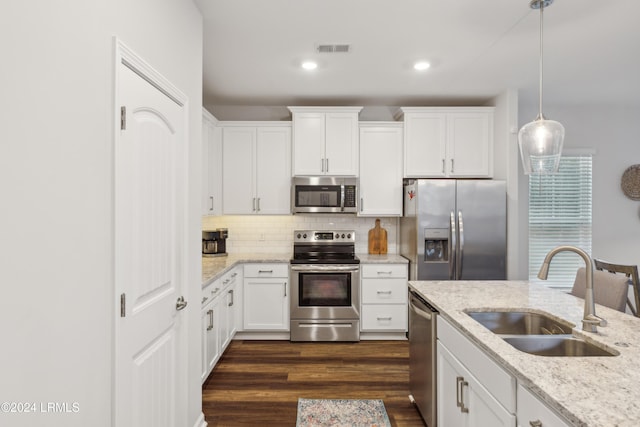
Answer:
[537,245,606,333]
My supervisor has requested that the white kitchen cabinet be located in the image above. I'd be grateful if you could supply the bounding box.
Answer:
[289,106,362,176]
[437,316,516,426]
[202,109,222,216]
[358,123,403,216]
[201,267,242,383]
[438,341,516,427]
[221,123,291,215]
[201,282,222,383]
[360,263,408,333]
[517,384,570,427]
[243,263,289,331]
[399,107,494,178]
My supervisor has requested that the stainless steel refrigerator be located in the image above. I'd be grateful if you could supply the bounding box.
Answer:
[400,179,506,281]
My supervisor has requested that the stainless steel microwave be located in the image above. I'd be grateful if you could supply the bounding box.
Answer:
[291,177,358,214]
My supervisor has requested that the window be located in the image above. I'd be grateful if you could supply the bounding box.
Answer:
[528,155,593,288]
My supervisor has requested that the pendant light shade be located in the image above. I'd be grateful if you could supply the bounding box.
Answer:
[518,0,564,175]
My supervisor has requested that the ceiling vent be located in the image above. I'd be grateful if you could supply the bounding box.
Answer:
[316,44,351,53]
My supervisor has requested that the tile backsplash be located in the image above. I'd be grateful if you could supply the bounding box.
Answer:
[202,215,398,254]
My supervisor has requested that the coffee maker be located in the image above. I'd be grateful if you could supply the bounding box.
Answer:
[202,228,228,256]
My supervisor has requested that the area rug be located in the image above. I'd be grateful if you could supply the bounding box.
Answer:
[296,398,392,427]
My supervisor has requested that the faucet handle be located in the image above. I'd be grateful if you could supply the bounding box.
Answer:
[583,314,607,329]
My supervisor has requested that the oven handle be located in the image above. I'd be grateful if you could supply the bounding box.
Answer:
[290,264,360,272]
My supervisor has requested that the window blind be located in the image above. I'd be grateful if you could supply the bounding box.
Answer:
[528,155,593,288]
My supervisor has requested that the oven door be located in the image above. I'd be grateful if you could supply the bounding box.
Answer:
[290,264,360,320]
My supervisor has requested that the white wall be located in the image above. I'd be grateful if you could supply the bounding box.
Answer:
[0,2,203,426]
[517,103,640,275]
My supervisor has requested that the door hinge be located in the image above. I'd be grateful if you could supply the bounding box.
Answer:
[120,106,126,130]
[120,293,126,317]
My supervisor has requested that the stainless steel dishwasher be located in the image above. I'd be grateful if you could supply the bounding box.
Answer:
[409,290,438,426]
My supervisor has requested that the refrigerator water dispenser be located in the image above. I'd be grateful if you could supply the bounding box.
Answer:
[424,229,448,262]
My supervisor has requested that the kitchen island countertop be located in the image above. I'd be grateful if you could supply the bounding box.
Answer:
[409,280,640,426]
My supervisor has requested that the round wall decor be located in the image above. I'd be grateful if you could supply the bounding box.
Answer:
[621,164,640,200]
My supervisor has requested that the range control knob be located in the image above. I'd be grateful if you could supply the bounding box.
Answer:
[335,233,340,239]
[341,233,346,238]
[347,233,351,239]
[296,233,301,239]
[303,233,307,239]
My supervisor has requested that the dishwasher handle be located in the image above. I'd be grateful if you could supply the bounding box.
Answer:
[409,292,438,321]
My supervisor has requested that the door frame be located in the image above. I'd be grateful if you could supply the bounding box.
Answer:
[112,37,191,426]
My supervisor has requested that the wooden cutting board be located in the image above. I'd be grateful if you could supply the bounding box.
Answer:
[368,218,388,254]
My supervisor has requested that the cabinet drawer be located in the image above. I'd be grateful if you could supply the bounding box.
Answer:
[361,264,407,278]
[517,384,570,427]
[202,279,223,307]
[438,316,516,412]
[361,304,407,331]
[361,278,407,304]
[244,263,288,278]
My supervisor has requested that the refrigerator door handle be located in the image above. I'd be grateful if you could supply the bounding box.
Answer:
[457,210,464,279]
[449,211,456,280]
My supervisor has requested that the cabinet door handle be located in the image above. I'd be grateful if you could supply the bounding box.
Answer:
[326,158,329,173]
[456,376,469,413]
[209,196,214,211]
[442,159,445,173]
[451,158,455,173]
[256,197,260,212]
[228,289,234,307]
[321,158,325,172]
[360,198,363,212]
[529,421,543,427]
[284,282,287,297]
[207,309,214,331]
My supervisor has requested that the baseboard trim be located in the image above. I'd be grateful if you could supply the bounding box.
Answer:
[193,412,207,427]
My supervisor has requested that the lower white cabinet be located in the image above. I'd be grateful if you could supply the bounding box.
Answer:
[201,266,241,383]
[360,263,408,332]
[437,316,516,426]
[517,385,570,427]
[243,263,289,331]
[201,285,221,383]
[437,341,515,427]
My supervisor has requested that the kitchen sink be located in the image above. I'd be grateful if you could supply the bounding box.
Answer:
[466,310,618,357]
[502,336,618,357]
[467,310,574,335]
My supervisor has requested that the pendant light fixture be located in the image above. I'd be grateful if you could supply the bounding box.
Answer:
[518,0,564,175]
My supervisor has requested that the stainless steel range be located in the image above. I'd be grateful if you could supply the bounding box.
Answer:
[290,230,360,342]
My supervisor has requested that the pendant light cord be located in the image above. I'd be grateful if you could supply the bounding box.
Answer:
[538,1,545,120]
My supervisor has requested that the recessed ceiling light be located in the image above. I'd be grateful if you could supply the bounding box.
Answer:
[302,61,318,70]
[414,61,431,71]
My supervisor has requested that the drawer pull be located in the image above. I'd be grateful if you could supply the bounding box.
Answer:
[258,270,274,274]
[377,316,392,321]
[202,296,208,304]
[377,290,392,295]
[377,271,393,275]
[529,421,542,427]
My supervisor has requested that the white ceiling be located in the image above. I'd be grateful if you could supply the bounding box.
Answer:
[197,0,640,112]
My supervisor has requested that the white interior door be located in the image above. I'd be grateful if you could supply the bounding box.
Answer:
[115,50,188,427]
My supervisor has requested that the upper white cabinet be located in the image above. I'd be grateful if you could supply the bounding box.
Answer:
[358,123,403,216]
[289,106,362,176]
[202,109,222,216]
[399,107,494,178]
[221,123,291,215]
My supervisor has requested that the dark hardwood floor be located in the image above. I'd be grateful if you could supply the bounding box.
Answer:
[202,339,426,426]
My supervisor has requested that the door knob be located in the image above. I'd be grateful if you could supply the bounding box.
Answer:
[176,296,188,311]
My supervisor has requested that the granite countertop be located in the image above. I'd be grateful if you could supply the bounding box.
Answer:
[202,253,290,286]
[203,253,408,286]
[409,280,640,426]
[357,253,408,264]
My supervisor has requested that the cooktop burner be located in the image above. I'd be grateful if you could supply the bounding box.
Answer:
[291,230,359,265]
